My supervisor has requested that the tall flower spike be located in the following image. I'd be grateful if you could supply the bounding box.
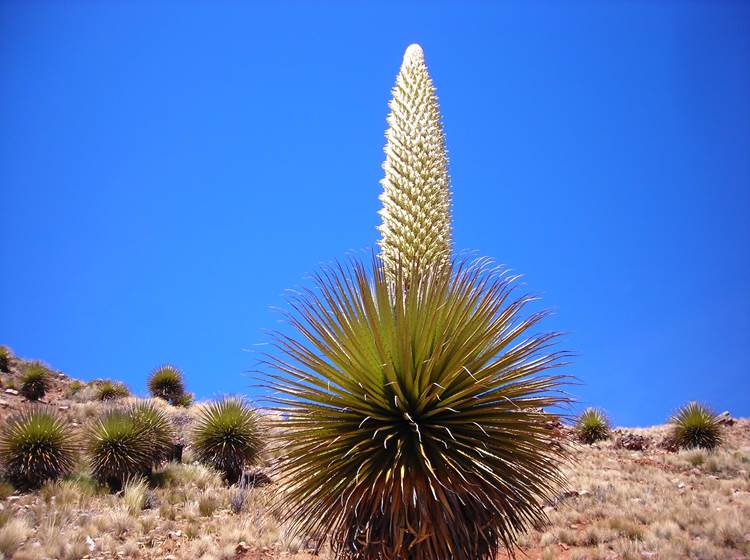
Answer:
[378,44,452,282]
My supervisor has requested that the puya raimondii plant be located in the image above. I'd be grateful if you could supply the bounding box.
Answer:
[20,361,51,401]
[575,407,611,444]
[0,408,79,489]
[85,410,152,489]
[669,401,723,450]
[266,44,570,559]
[95,379,130,401]
[0,346,11,373]
[148,364,187,405]
[86,401,174,489]
[127,399,175,464]
[191,397,264,484]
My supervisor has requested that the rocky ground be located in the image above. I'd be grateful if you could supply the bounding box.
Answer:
[0,349,748,560]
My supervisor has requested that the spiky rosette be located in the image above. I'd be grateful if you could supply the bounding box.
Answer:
[266,256,569,559]
[128,399,175,465]
[377,44,452,283]
[148,364,186,404]
[191,398,264,483]
[0,346,11,373]
[85,410,152,489]
[0,408,79,489]
[669,402,723,450]
[575,407,610,444]
[20,361,51,401]
[95,380,130,401]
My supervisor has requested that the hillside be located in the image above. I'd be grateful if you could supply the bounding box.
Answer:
[0,349,748,560]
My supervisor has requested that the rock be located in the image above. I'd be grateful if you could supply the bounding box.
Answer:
[85,536,95,552]
[658,435,680,453]
[58,405,69,411]
[0,398,8,407]
[236,541,250,553]
[717,411,735,426]
[613,430,651,451]
[4,389,19,396]
[239,467,272,489]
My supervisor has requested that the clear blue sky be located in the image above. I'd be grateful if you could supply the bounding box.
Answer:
[1,2,748,426]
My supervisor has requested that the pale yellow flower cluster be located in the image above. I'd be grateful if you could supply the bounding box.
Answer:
[377,44,452,281]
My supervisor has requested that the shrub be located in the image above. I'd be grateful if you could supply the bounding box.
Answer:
[148,364,186,404]
[128,399,174,465]
[669,402,723,450]
[0,408,79,489]
[85,410,152,489]
[95,380,130,401]
[19,361,51,401]
[0,346,11,373]
[576,408,611,444]
[191,398,263,484]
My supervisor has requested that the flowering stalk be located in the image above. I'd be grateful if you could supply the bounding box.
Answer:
[378,44,452,282]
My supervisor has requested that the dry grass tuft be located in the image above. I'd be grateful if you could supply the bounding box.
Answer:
[0,518,30,557]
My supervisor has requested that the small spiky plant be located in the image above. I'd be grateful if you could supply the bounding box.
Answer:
[575,407,610,444]
[0,408,79,489]
[191,398,263,484]
[95,380,130,401]
[85,410,151,489]
[148,364,186,404]
[128,399,174,465]
[19,362,51,401]
[0,346,11,373]
[669,402,723,450]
